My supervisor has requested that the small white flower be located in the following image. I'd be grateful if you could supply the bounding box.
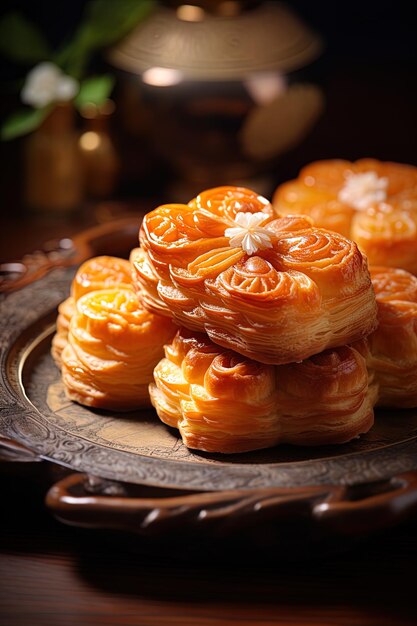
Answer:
[21,62,79,109]
[225,212,273,256]
[338,171,388,210]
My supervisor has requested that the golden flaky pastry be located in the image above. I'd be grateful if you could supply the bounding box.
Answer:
[273,159,417,274]
[151,266,417,453]
[61,288,177,411]
[150,328,376,453]
[51,255,132,365]
[133,185,377,364]
[354,267,417,408]
[51,296,75,366]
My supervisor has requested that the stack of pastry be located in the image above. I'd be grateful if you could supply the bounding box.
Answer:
[52,255,176,411]
[132,185,377,451]
[273,159,417,274]
[52,183,417,453]
[134,185,417,452]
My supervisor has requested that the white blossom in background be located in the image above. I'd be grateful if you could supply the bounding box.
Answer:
[21,62,79,108]
[338,171,388,210]
[225,212,273,256]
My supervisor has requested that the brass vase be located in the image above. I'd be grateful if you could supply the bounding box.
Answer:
[24,103,83,213]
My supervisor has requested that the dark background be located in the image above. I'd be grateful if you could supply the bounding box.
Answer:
[1,0,416,207]
[1,0,416,77]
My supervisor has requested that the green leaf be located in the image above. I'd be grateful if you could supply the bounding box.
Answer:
[57,0,154,78]
[75,75,115,108]
[0,12,50,64]
[1,107,49,141]
[80,0,154,48]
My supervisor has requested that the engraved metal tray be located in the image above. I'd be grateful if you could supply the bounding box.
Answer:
[1,220,417,551]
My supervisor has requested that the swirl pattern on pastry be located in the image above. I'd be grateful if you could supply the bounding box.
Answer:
[150,328,375,453]
[353,267,417,407]
[61,288,177,411]
[135,185,377,364]
[51,256,132,366]
[72,255,132,300]
[273,159,417,273]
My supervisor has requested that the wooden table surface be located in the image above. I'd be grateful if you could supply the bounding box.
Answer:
[1,458,417,626]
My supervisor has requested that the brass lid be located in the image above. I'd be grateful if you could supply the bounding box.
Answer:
[108,1,323,80]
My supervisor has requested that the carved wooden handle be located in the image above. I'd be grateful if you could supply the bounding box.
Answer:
[313,471,417,534]
[0,436,41,462]
[45,471,417,537]
[0,217,140,293]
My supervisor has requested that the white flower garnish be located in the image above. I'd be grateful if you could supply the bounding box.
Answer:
[21,62,79,109]
[225,212,273,256]
[338,171,388,210]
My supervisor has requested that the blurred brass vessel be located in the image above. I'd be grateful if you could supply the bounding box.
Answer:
[109,0,323,197]
[110,1,322,79]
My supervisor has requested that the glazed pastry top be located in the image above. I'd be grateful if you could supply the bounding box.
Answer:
[51,255,134,366]
[72,255,132,300]
[61,287,177,411]
[273,159,417,273]
[136,185,377,364]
